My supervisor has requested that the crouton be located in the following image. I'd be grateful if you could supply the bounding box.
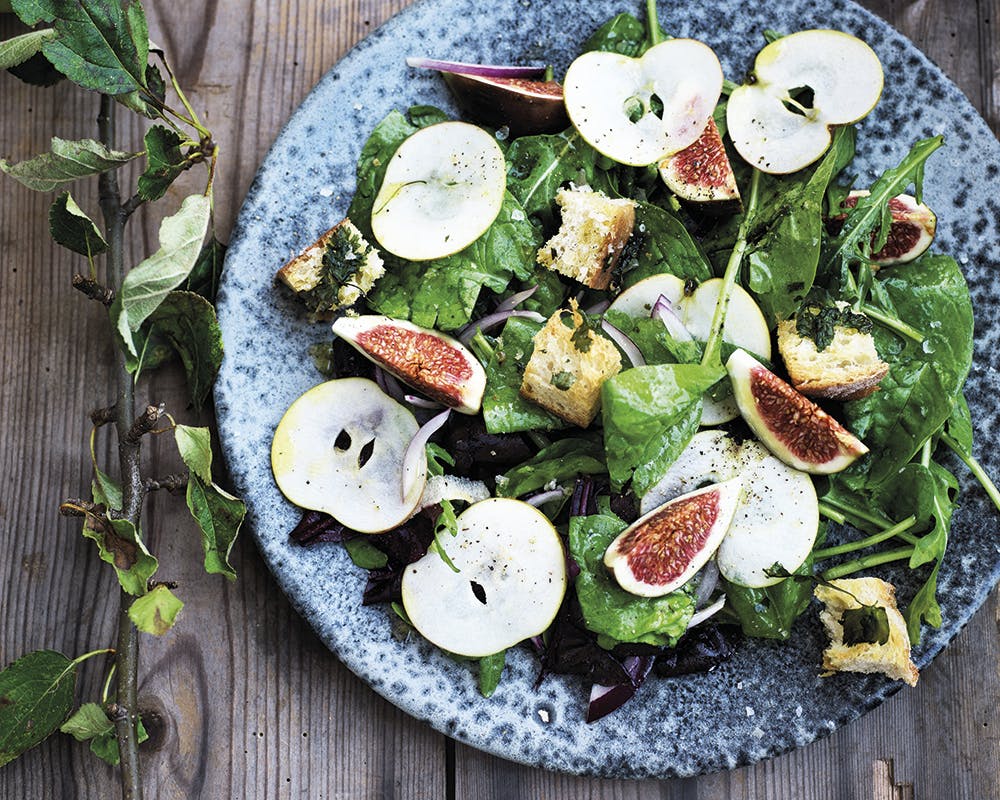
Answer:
[520,303,622,428]
[777,303,888,401]
[537,186,636,290]
[276,218,384,320]
[814,577,919,687]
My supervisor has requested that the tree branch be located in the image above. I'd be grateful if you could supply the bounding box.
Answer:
[143,474,187,494]
[90,404,118,427]
[124,403,165,445]
[121,193,145,219]
[72,274,115,305]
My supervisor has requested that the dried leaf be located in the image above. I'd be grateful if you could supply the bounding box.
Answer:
[81,515,158,596]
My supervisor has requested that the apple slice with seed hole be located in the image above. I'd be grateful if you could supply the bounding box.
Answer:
[563,39,723,167]
[401,498,567,658]
[727,30,883,174]
[371,121,506,261]
[271,378,426,533]
[609,274,771,424]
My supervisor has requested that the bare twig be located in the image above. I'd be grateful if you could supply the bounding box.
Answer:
[121,193,145,219]
[72,274,115,305]
[90,404,117,427]
[143,474,187,494]
[124,404,165,445]
[59,499,102,517]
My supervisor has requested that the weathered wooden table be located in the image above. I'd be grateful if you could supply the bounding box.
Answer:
[1,2,997,798]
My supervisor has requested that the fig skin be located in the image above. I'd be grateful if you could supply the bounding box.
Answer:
[828,191,936,266]
[727,349,868,475]
[441,73,569,137]
[659,118,742,213]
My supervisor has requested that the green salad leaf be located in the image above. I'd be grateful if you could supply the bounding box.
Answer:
[497,437,606,498]
[721,569,814,641]
[619,201,713,288]
[581,11,667,56]
[478,651,506,698]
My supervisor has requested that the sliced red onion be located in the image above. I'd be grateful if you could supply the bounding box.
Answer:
[406,57,546,79]
[694,560,720,609]
[586,656,654,723]
[401,409,451,501]
[584,299,610,315]
[405,394,445,410]
[687,596,726,629]
[525,488,566,507]
[374,366,406,402]
[495,285,538,314]
[601,320,645,367]
[652,294,694,342]
[458,309,546,345]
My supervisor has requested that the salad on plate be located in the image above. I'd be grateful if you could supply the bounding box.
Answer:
[266,3,1000,722]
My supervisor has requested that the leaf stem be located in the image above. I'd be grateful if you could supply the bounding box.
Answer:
[70,647,116,667]
[941,432,1000,513]
[702,168,761,368]
[818,495,920,545]
[101,663,118,705]
[817,501,847,525]
[821,546,915,580]
[861,303,925,343]
[813,515,917,559]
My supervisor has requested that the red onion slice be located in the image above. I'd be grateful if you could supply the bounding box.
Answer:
[694,560,720,608]
[525,488,567,507]
[600,320,645,367]
[495,285,538,314]
[687,596,726,629]
[402,409,451,501]
[458,309,546,345]
[374,366,406,402]
[584,299,610,315]
[652,294,694,342]
[586,656,655,723]
[405,394,445,410]
[406,57,547,79]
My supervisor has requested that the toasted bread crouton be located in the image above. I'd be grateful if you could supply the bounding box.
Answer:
[814,577,919,687]
[777,304,888,401]
[537,186,635,290]
[276,218,384,320]
[520,303,622,428]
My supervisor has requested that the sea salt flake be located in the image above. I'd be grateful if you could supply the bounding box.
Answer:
[537,708,550,723]
[752,726,765,739]
[319,186,334,197]
[745,706,755,717]
[795,705,803,718]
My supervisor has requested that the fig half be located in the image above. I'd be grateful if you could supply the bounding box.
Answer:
[726,349,868,474]
[604,479,742,598]
[659,118,741,212]
[830,190,936,266]
[332,315,487,414]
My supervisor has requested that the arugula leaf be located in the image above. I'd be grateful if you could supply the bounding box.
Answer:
[127,584,184,635]
[601,363,721,495]
[1,137,139,192]
[143,291,223,412]
[478,651,506,698]
[137,125,188,202]
[905,561,942,644]
[568,512,694,647]
[482,316,567,434]
[0,650,76,767]
[13,0,150,95]
[497,437,606,498]
[0,28,56,70]
[114,193,212,357]
[48,191,108,256]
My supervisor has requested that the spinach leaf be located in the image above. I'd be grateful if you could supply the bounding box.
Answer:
[519,267,567,318]
[581,12,668,56]
[604,310,703,365]
[497,437,606,497]
[945,393,973,453]
[619,202,713,287]
[482,317,567,434]
[721,568,814,640]
[344,538,389,569]
[601,363,721,495]
[568,512,694,647]
[478,651,506,698]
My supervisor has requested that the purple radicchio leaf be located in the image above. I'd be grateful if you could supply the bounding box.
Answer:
[653,624,743,678]
[586,655,655,723]
[289,510,352,544]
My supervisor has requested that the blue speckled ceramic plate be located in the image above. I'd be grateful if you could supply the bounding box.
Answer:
[215,0,1000,778]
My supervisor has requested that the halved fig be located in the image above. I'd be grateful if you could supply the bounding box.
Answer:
[829,190,936,266]
[642,429,819,588]
[609,274,771,424]
[659,118,741,212]
[370,121,506,261]
[271,378,425,533]
[563,39,723,166]
[726,349,868,474]
[400,498,568,657]
[443,74,567,137]
[332,315,487,414]
[604,479,742,597]
[727,30,883,174]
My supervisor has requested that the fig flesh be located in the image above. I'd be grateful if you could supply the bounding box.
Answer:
[400,498,568,657]
[726,349,868,474]
[332,315,487,414]
[604,479,742,597]
[563,39,723,166]
[440,72,569,137]
[829,190,936,266]
[271,378,425,533]
[659,118,741,212]
[642,430,819,588]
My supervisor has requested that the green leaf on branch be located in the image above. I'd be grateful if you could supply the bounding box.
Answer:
[144,292,223,412]
[48,191,108,256]
[87,717,147,766]
[114,193,212,357]
[0,28,56,70]
[61,703,148,766]
[127,584,184,635]
[13,0,150,96]
[184,236,226,302]
[81,514,158,596]
[0,650,76,767]
[175,426,245,580]
[0,137,139,192]
[137,125,188,202]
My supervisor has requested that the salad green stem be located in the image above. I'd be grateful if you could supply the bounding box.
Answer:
[941,432,1000,513]
[526,431,551,450]
[861,303,925,344]
[468,330,495,365]
[817,502,847,525]
[818,496,920,545]
[646,0,663,47]
[813,515,918,560]
[821,546,915,580]
[701,169,761,368]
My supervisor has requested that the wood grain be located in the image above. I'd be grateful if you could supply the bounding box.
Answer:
[0,2,997,798]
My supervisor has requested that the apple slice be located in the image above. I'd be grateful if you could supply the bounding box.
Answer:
[400,498,567,658]
[563,39,723,167]
[271,378,425,533]
[609,274,771,423]
[371,121,506,261]
[726,30,884,174]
